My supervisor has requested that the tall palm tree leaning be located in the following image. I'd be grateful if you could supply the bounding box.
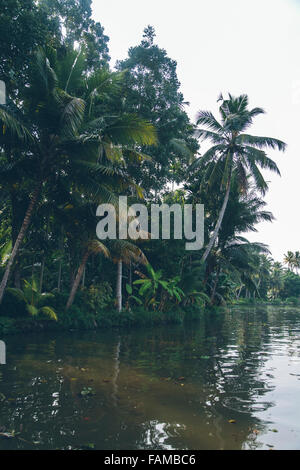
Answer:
[0,47,157,304]
[0,49,85,303]
[66,240,110,310]
[193,93,286,263]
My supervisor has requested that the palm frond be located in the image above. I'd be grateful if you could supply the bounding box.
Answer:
[237,134,286,152]
[246,159,268,195]
[34,47,58,96]
[234,160,248,192]
[27,304,39,316]
[58,91,85,138]
[189,144,226,171]
[104,114,157,146]
[39,306,58,321]
[243,146,281,175]
[87,240,110,258]
[110,240,147,265]
[6,287,25,302]
[0,106,33,142]
[195,129,225,144]
[196,110,223,133]
[122,149,152,163]
[169,138,195,162]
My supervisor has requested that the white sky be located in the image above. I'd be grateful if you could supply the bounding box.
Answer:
[92,0,300,261]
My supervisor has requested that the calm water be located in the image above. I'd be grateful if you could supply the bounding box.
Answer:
[0,305,300,450]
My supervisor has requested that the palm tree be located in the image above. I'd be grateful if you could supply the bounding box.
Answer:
[294,251,300,274]
[255,255,273,295]
[0,47,157,304]
[283,251,300,273]
[0,49,85,302]
[269,262,284,299]
[66,240,109,310]
[193,93,286,263]
[284,251,295,272]
[110,240,147,312]
[203,182,273,303]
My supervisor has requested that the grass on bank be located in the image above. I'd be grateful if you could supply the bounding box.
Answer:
[0,288,206,335]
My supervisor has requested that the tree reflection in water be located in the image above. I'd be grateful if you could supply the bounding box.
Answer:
[0,305,300,450]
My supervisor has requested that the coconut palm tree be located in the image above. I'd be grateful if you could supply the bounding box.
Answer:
[255,255,273,295]
[204,183,273,303]
[293,251,300,274]
[66,240,110,310]
[0,48,85,302]
[110,240,147,312]
[0,47,157,304]
[269,262,284,299]
[284,251,295,272]
[193,93,286,263]
[62,197,148,312]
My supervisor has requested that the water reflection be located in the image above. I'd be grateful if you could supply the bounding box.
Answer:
[0,305,300,449]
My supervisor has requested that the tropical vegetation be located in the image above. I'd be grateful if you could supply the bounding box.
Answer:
[0,0,298,333]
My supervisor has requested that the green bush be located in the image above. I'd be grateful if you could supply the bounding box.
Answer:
[81,282,113,312]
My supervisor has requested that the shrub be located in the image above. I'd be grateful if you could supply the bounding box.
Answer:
[82,282,113,312]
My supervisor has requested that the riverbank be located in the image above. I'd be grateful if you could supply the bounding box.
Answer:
[0,305,207,336]
[1,299,298,336]
[231,298,300,307]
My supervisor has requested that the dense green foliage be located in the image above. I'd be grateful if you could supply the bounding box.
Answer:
[0,1,297,332]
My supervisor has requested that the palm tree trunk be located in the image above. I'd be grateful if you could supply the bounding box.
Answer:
[129,261,132,288]
[14,265,21,289]
[39,256,45,293]
[57,260,62,292]
[69,252,76,289]
[0,182,41,304]
[210,266,221,304]
[116,260,122,312]
[82,267,86,287]
[66,251,90,310]
[201,177,231,263]
[237,285,243,299]
[11,190,21,288]
[39,217,49,293]
[57,228,64,292]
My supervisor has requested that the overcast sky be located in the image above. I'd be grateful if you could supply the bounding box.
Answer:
[92,0,300,261]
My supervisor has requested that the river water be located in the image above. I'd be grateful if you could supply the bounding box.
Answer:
[0,305,300,450]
